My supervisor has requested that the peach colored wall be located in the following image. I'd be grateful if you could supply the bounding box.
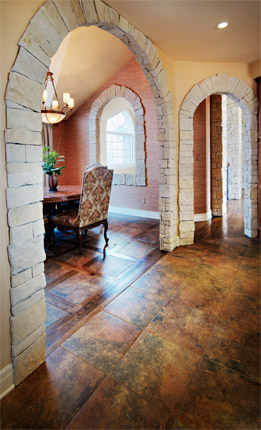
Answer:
[193,98,211,214]
[53,57,159,212]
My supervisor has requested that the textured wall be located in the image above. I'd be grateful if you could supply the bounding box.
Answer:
[193,97,211,214]
[53,57,159,212]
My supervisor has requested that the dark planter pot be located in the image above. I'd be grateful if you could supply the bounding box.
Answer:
[49,173,58,191]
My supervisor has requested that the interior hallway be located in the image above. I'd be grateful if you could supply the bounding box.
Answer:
[0,199,260,429]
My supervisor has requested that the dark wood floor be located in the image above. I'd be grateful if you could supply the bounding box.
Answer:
[1,199,260,430]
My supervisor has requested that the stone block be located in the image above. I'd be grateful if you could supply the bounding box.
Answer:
[10,273,46,307]
[210,76,219,93]
[180,130,193,140]
[42,0,68,37]
[11,289,45,316]
[179,191,194,205]
[119,15,129,33]
[10,223,33,245]
[25,145,42,162]
[18,29,50,68]
[7,163,42,174]
[180,117,193,131]
[108,6,119,26]
[159,184,176,198]
[6,144,25,163]
[198,80,211,98]
[12,323,45,358]
[12,47,48,85]
[54,0,85,31]
[13,334,46,385]
[8,236,46,275]
[95,0,110,22]
[179,237,194,246]
[33,220,45,237]
[11,268,32,288]
[7,108,42,132]
[179,177,193,189]
[8,202,43,228]
[6,72,43,112]
[10,297,46,344]
[6,184,43,209]
[7,170,42,188]
[233,79,249,99]
[179,221,195,233]
[5,129,41,146]
[33,262,44,278]
[227,76,239,93]
[217,73,228,92]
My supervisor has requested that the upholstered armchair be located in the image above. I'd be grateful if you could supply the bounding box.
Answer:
[50,164,113,254]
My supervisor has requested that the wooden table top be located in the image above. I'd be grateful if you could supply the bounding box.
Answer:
[43,185,82,203]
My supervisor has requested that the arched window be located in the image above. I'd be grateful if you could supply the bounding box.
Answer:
[100,97,136,174]
[106,111,135,167]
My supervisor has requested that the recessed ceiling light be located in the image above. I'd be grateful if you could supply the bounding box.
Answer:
[216,21,229,29]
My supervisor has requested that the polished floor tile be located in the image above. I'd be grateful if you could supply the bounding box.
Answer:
[172,279,228,317]
[176,358,260,429]
[50,272,109,305]
[68,376,174,429]
[131,266,181,298]
[55,247,99,267]
[115,241,156,259]
[231,264,260,298]
[218,292,260,332]
[187,262,237,289]
[112,331,200,415]
[85,254,135,278]
[45,302,68,328]
[44,260,71,284]
[0,347,105,430]
[63,311,141,373]
[147,299,216,354]
[203,322,260,382]
[2,204,260,430]
[104,287,166,329]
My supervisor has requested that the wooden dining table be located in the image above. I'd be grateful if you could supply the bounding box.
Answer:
[43,185,82,204]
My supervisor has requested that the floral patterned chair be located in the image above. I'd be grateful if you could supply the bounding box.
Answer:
[50,164,113,254]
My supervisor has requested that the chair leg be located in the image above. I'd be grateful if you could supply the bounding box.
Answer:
[103,220,109,245]
[77,230,83,255]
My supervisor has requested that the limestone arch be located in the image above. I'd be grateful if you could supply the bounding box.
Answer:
[178,73,258,245]
[89,84,146,186]
[5,0,177,384]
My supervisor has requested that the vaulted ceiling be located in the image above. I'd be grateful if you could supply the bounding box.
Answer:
[49,1,260,118]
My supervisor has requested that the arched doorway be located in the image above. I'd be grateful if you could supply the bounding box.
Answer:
[178,74,258,245]
[5,0,177,384]
[89,85,146,186]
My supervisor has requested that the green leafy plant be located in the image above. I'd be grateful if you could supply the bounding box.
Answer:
[42,146,66,176]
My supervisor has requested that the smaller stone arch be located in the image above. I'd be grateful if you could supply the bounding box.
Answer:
[89,84,146,186]
[179,73,258,245]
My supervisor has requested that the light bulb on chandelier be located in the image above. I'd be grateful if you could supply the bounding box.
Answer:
[41,71,74,125]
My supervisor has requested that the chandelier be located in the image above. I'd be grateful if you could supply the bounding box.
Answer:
[41,70,74,125]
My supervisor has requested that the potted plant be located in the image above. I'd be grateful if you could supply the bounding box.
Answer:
[42,146,66,191]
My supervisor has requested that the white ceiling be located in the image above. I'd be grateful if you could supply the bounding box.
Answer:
[105,0,260,63]
[50,0,260,119]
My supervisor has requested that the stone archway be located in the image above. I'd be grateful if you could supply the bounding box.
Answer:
[5,0,177,384]
[178,73,258,245]
[89,85,146,186]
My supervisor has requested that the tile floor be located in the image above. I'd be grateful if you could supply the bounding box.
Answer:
[0,200,260,429]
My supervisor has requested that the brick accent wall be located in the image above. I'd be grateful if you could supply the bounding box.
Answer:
[53,57,159,212]
[193,97,211,214]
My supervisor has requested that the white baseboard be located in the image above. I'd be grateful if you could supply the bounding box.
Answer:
[194,210,212,222]
[0,363,14,399]
[109,206,159,220]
